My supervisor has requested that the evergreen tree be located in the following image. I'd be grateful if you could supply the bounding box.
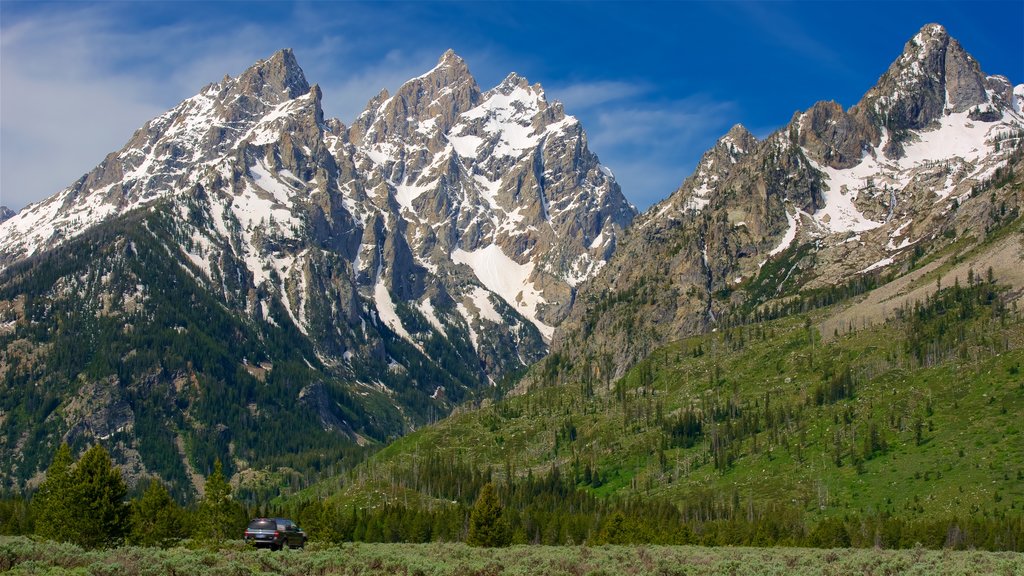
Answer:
[32,443,75,543]
[599,510,630,544]
[467,483,509,547]
[34,443,130,548]
[71,444,129,548]
[195,459,240,544]
[129,479,188,547]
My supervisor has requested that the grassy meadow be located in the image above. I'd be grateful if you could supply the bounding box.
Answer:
[2,536,1023,576]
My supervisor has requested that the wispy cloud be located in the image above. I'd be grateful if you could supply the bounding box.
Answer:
[547,81,651,111]
[578,96,736,211]
[735,3,858,82]
[0,6,290,210]
[318,49,445,123]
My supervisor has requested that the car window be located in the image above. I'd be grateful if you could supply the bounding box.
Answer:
[248,519,276,530]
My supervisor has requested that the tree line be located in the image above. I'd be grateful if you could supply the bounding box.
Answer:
[1,442,1021,552]
[0,442,246,549]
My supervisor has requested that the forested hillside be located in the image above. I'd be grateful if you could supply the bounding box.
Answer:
[289,219,1024,548]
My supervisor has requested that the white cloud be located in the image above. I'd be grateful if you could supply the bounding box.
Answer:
[0,7,286,210]
[318,49,444,123]
[577,96,736,211]
[547,80,651,111]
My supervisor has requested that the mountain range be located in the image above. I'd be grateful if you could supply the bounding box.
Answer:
[0,47,632,495]
[0,23,1021,512]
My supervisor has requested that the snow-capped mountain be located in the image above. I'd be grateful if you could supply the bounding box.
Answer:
[553,23,1024,376]
[0,48,632,366]
[0,49,633,492]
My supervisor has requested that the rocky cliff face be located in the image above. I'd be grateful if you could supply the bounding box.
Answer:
[551,24,1024,378]
[0,49,634,491]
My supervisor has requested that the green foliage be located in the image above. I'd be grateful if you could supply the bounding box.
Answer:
[194,460,243,545]
[33,443,129,549]
[71,444,130,549]
[0,203,487,498]
[316,276,1024,550]
[467,483,510,547]
[31,443,74,543]
[128,480,188,548]
[3,536,1022,575]
[0,496,31,535]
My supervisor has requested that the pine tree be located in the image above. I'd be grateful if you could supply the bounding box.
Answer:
[129,479,188,547]
[599,510,630,544]
[195,459,239,544]
[467,483,509,547]
[32,443,75,543]
[72,444,129,548]
[34,443,130,548]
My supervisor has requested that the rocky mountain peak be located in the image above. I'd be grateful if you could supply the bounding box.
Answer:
[495,72,537,94]
[235,48,311,103]
[349,50,482,147]
[418,48,474,87]
[854,23,988,135]
[551,23,1023,380]
[0,45,641,485]
[662,123,759,215]
[719,124,757,156]
[0,207,14,224]
[438,48,463,66]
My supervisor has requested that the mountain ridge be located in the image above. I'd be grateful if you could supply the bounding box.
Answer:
[0,48,634,494]
[546,23,1024,380]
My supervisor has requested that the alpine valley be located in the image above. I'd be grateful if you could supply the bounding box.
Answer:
[1,22,1023,545]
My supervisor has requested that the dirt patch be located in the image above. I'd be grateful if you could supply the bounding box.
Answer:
[821,231,1024,341]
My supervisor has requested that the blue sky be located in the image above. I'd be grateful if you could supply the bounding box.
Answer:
[2,1,1022,212]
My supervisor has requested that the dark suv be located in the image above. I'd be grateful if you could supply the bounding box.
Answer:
[243,517,307,550]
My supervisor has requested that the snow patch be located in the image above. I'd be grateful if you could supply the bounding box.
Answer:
[769,209,799,257]
[452,244,553,340]
[466,286,502,322]
[860,257,894,274]
[374,279,413,342]
[416,298,446,335]
[805,154,883,233]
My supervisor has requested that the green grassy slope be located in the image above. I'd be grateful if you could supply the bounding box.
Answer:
[312,277,1023,530]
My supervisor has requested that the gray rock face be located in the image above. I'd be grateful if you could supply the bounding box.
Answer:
[853,24,990,152]
[343,52,635,347]
[0,207,13,224]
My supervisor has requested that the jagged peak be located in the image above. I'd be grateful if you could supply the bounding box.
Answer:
[721,124,755,144]
[493,72,544,98]
[438,48,464,66]
[909,23,948,47]
[411,49,474,86]
[498,72,528,88]
[854,22,989,131]
[714,124,757,158]
[892,23,954,70]
[236,47,310,102]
